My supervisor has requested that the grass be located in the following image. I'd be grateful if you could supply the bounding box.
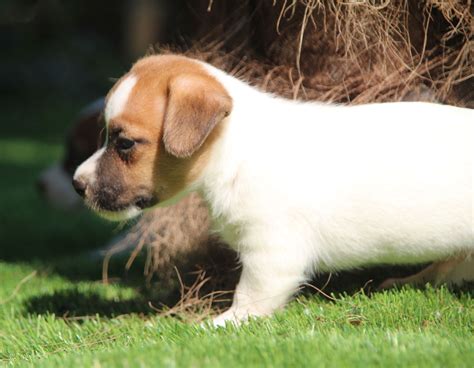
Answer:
[0,97,473,367]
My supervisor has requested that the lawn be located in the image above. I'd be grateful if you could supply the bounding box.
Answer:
[0,97,473,367]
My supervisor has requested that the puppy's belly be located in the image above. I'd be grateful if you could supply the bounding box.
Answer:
[212,197,473,273]
[208,113,473,272]
[313,190,472,271]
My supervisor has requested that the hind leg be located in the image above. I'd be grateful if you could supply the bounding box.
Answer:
[379,253,472,289]
[443,254,474,285]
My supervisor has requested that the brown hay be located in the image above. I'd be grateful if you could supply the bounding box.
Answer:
[104,0,473,317]
[184,0,472,105]
[149,267,234,322]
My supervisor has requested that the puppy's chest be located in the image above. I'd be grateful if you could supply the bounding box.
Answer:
[206,197,259,251]
[209,215,244,249]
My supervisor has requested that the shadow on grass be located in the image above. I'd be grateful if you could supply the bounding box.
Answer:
[20,262,420,319]
[301,265,426,296]
[302,267,474,302]
[446,283,474,298]
[22,257,473,320]
[24,288,158,319]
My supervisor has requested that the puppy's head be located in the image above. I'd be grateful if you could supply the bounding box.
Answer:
[73,55,232,221]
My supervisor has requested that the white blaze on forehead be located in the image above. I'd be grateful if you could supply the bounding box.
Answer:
[105,74,137,122]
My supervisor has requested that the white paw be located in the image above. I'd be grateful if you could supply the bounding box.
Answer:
[212,309,242,328]
[199,310,240,329]
[201,308,259,328]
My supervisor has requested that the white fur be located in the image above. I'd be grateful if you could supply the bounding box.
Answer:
[74,147,105,185]
[104,75,137,122]
[191,63,474,326]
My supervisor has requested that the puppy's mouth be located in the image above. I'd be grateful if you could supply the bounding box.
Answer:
[87,195,159,222]
[134,196,157,210]
[93,206,142,221]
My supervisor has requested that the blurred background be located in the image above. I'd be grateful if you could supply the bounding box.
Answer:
[0,0,211,264]
[0,0,472,292]
[2,0,203,101]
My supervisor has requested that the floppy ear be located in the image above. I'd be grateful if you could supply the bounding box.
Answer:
[163,74,233,158]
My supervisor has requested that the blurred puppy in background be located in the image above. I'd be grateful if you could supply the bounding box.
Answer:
[37,98,105,210]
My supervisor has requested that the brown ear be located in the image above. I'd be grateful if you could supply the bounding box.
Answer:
[163,74,232,158]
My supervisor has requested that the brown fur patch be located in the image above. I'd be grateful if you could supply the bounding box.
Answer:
[163,73,232,158]
[102,55,232,206]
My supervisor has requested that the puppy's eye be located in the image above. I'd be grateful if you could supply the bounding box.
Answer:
[116,137,135,151]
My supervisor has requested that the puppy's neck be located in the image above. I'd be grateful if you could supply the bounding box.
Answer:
[193,63,334,220]
[192,67,281,218]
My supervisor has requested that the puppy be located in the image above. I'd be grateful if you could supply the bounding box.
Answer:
[73,54,474,326]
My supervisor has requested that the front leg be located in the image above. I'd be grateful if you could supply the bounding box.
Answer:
[212,247,308,327]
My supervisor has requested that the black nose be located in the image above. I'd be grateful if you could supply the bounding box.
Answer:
[72,178,87,197]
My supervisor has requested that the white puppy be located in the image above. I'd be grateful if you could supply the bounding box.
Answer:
[73,55,474,326]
